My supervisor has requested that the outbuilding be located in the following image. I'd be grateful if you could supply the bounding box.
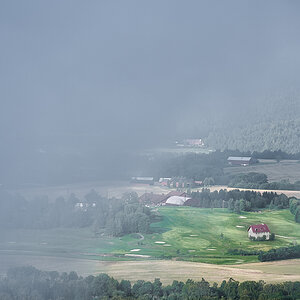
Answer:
[165,195,191,206]
[227,156,255,166]
[247,224,270,240]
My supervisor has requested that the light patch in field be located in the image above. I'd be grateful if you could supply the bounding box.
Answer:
[189,250,196,252]
[239,216,247,219]
[276,235,295,239]
[130,249,141,252]
[236,225,244,228]
[155,241,165,244]
[163,244,171,247]
[190,234,198,237]
[125,254,151,258]
[207,248,216,251]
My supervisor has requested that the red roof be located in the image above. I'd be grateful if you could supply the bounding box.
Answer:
[248,224,270,233]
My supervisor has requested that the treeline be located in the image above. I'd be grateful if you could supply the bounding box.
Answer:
[229,172,300,191]
[205,115,300,153]
[252,149,300,160]
[0,190,153,236]
[2,266,300,300]
[185,189,289,212]
[258,245,300,262]
[151,149,300,186]
[290,198,300,223]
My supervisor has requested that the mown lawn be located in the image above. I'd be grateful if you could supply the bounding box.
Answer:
[148,207,300,264]
[0,208,299,265]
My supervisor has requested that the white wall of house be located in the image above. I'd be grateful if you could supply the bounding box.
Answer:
[248,227,270,240]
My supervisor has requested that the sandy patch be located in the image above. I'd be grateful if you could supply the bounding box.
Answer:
[239,216,247,219]
[189,250,196,252]
[130,249,141,252]
[190,234,198,237]
[236,225,244,228]
[163,244,171,247]
[207,248,216,251]
[125,254,151,258]
[155,241,166,244]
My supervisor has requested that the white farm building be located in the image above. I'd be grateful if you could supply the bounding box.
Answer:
[247,224,270,240]
[165,196,191,206]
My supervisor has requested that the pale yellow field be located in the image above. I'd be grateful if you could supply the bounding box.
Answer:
[96,260,300,284]
[2,254,300,284]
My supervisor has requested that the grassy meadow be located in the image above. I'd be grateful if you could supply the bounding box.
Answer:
[1,207,300,268]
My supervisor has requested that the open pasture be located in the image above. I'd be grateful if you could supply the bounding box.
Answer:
[150,207,300,264]
[224,159,300,183]
[1,208,300,267]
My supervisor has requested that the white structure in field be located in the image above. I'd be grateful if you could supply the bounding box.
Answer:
[247,224,270,240]
[165,196,191,206]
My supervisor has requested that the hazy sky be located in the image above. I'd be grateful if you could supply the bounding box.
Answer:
[1,1,300,183]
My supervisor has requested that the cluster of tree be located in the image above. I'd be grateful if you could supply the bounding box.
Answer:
[229,172,300,191]
[185,189,290,212]
[2,266,300,300]
[258,245,300,262]
[289,198,300,223]
[0,190,153,236]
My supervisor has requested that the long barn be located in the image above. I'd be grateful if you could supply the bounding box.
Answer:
[227,156,255,166]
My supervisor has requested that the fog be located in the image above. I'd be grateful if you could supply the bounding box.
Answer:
[1,0,300,185]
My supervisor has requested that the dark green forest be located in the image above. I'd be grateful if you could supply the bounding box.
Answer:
[204,98,300,153]
[1,266,300,300]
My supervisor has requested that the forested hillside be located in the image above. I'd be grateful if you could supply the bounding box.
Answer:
[203,95,300,153]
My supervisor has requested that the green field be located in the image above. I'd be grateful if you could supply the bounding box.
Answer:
[150,207,300,264]
[1,207,300,267]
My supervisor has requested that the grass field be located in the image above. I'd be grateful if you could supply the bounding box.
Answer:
[224,159,300,183]
[1,207,300,282]
[1,208,300,266]
[150,207,300,264]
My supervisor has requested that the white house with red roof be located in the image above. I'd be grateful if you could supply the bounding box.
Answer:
[247,224,270,240]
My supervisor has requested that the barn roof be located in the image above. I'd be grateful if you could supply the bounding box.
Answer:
[166,196,191,206]
[248,224,270,233]
[227,156,252,161]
